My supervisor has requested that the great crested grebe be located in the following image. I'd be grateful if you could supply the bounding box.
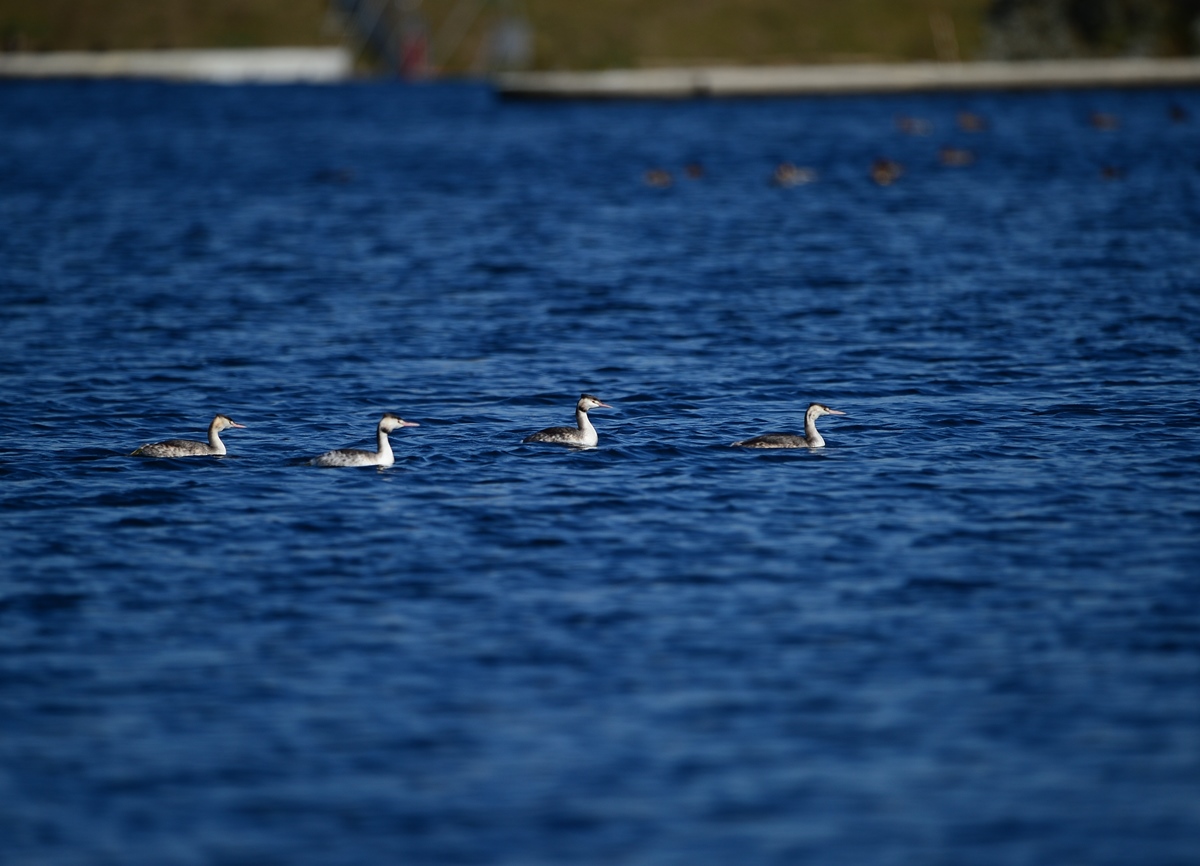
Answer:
[131,414,245,457]
[732,402,845,449]
[523,394,612,447]
[311,413,419,467]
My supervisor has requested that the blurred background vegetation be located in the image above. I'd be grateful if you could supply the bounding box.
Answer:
[0,1,338,52]
[0,0,1196,73]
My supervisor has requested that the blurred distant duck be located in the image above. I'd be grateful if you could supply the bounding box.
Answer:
[773,162,817,187]
[939,146,975,167]
[311,413,420,468]
[523,394,612,447]
[895,115,932,136]
[732,402,846,449]
[871,159,904,186]
[957,111,986,132]
[131,414,245,457]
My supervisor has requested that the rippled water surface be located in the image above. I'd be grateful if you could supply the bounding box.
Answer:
[2,80,1199,865]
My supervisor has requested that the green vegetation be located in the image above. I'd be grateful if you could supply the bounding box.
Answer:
[983,0,1200,59]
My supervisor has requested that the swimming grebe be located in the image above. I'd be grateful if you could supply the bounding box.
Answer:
[732,403,845,449]
[523,394,612,447]
[131,414,245,457]
[311,414,420,467]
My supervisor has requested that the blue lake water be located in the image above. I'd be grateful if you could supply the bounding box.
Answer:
[1,79,1199,865]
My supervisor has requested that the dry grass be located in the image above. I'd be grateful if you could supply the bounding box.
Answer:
[0,0,337,51]
[0,0,991,69]
[518,0,990,70]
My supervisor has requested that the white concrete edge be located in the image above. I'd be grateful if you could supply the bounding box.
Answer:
[497,58,1200,98]
[0,48,354,83]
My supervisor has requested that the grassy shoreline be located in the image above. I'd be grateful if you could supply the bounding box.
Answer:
[1,0,990,72]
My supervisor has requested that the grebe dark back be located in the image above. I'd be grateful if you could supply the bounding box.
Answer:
[131,414,245,457]
[311,414,420,467]
[732,403,845,449]
[523,394,612,447]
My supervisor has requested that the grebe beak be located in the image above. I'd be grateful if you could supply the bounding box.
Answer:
[826,408,846,416]
[398,420,420,427]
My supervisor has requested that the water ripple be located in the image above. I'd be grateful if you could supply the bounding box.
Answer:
[0,80,1197,866]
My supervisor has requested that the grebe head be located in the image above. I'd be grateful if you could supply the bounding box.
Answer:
[578,394,612,413]
[214,415,246,431]
[808,403,846,418]
[379,413,420,433]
